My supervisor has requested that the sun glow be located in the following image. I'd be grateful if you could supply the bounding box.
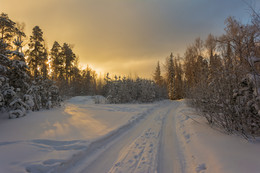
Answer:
[80,64,104,77]
[47,56,53,76]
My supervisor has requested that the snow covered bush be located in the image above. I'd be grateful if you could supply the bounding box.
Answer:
[9,98,28,118]
[23,94,34,110]
[232,74,260,135]
[26,77,61,111]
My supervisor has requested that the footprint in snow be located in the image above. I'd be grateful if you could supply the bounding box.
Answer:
[115,162,121,167]
[185,134,190,143]
[128,160,133,163]
[196,163,207,173]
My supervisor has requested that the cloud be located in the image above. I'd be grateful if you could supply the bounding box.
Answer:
[1,0,258,77]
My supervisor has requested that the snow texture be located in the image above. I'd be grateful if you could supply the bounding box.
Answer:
[0,97,260,173]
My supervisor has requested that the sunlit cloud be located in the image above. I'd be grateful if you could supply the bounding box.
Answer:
[1,0,259,77]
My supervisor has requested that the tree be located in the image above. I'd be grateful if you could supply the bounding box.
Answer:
[62,43,76,83]
[14,22,26,54]
[27,26,45,78]
[183,46,196,91]
[0,15,30,118]
[50,41,63,80]
[153,61,163,86]
[0,12,61,117]
[0,13,16,44]
[41,46,48,79]
[182,12,260,137]
[153,61,168,99]
[174,56,184,99]
[70,65,82,95]
[166,53,175,100]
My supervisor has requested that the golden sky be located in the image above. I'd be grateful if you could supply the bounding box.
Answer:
[1,0,258,77]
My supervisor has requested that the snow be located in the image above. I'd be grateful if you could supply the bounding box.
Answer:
[176,101,260,173]
[0,97,260,173]
[0,96,155,173]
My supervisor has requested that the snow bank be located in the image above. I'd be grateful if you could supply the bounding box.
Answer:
[176,100,260,173]
[67,95,107,105]
[93,95,108,104]
[67,96,95,105]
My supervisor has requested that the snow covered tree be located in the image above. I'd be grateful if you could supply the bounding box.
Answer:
[137,78,156,102]
[103,75,161,103]
[0,13,31,118]
[26,77,61,111]
[0,13,62,118]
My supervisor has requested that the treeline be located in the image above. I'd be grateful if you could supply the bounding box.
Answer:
[0,12,168,119]
[0,12,107,118]
[103,74,167,103]
[27,27,99,97]
[158,11,260,137]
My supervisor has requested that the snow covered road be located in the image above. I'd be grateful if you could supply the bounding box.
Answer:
[54,100,185,173]
[158,101,185,173]
[1,96,260,173]
[52,99,260,173]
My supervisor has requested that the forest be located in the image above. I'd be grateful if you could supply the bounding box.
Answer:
[1,8,260,138]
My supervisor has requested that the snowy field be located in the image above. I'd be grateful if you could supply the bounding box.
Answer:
[0,96,259,173]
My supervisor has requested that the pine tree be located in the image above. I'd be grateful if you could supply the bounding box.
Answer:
[6,52,29,117]
[85,67,93,95]
[153,61,163,86]
[62,43,76,83]
[0,13,61,116]
[27,26,45,78]
[41,46,48,79]
[166,53,175,100]
[0,13,30,118]
[0,13,16,43]
[174,57,183,99]
[50,41,63,80]
[14,22,26,54]
[70,65,82,95]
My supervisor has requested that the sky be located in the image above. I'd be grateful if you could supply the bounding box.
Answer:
[1,0,259,78]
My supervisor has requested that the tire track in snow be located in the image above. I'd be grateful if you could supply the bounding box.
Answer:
[107,111,168,173]
[51,101,171,173]
[157,101,186,173]
[81,102,172,173]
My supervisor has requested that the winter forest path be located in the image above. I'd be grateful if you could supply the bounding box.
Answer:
[56,101,186,173]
